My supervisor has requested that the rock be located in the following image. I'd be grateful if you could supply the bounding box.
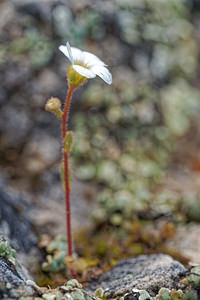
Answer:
[15,0,51,22]
[87,254,186,297]
[0,257,35,299]
[0,177,41,276]
[0,105,32,148]
[0,238,36,299]
[167,224,200,264]
[0,178,37,252]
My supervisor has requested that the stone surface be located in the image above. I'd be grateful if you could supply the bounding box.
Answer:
[87,254,186,297]
[168,224,200,264]
[0,251,35,299]
[0,177,41,277]
[0,178,37,253]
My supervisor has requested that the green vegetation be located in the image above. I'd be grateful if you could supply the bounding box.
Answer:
[0,240,16,264]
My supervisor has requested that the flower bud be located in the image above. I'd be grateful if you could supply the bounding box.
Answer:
[45,97,63,118]
[67,65,88,88]
[45,97,61,111]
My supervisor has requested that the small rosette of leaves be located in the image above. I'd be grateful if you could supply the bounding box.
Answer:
[0,241,16,264]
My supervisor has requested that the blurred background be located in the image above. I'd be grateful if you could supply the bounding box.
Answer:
[1,0,200,284]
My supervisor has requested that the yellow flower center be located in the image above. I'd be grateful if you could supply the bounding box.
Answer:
[67,65,88,88]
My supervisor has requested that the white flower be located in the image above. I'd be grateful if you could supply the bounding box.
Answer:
[59,42,112,85]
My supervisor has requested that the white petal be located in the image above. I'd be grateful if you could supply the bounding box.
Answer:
[90,65,112,84]
[72,65,96,79]
[66,42,74,64]
[71,47,84,64]
[59,45,72,62]
[83,51,106,67]
[59,44,84,64]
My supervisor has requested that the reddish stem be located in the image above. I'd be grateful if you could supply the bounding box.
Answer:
[62,86,76,278]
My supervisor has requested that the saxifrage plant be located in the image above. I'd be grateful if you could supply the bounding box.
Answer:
[45,42,112,277]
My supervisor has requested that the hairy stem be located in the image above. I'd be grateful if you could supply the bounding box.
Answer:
[62,86,75,278]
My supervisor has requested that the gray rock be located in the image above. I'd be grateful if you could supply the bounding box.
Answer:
[167,223,200,265]
[0,177,41,277]
[87,254,186,297]
[0,251,36,299]
[15,0,52,22]
[0,178,37,252]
